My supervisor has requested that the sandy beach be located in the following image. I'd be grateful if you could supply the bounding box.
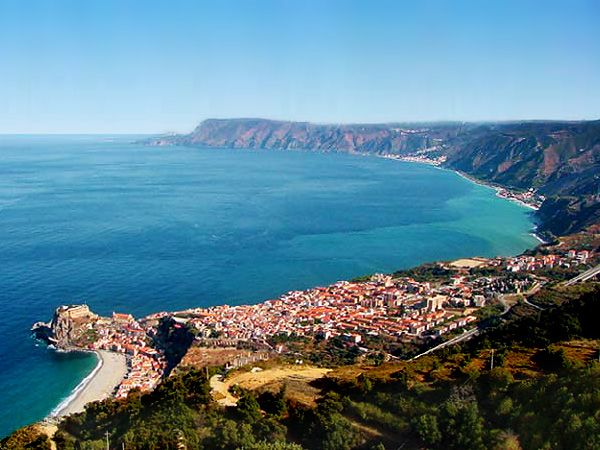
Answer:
[52,350,128,417]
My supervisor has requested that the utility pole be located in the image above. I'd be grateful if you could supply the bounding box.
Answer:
[490,349,494,370]
[105,431,109,450]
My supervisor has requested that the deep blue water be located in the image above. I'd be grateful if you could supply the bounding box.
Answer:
[0,135,537,436]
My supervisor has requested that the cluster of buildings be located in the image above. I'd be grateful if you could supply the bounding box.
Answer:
[54,246,594,399]
[503,249,592,272]
[392,154,447,166]
[167,268,534,350]
[382,150,545,210]
[381,151,447,166]
[494,187,544,210]
[86,312,167,398]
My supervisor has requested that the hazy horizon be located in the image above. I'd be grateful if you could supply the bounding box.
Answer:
[1,0,598,133]
[1,116,600,136]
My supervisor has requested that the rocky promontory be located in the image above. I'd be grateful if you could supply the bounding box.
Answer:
[31,305,98,349]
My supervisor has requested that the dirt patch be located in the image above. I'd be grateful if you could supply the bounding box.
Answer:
[449,258,487,268]
[180,346,246,368]
[36,422,58,450]
[210,365,332,406]
[210,374,238,407]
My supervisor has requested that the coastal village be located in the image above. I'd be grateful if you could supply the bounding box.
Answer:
[33,244,596,404]
[171,246,591,350]
[32,306,168,401]
[382,152,546,210]
[86,312,167,399]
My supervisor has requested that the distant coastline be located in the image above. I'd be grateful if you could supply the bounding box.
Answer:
[440,167,548,244]
[380,154,542,211]
[148,117,600,238]
[379,155,546,221]
[378,154,549,245]
[451,169,540,211]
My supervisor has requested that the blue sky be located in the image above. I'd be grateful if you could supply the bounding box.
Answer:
[0,0,598,133]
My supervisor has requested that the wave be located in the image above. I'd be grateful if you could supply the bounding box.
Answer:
[49,351,102,417]
[0,197,24,212]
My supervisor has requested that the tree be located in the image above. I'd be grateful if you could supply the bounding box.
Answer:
[413,414,441,446]
[236,393,263,423]
[258,387,287,418]
[487,367,514,392]
[208,420,255,449]
[369,443,386,450]
[253,417,288,443]
[305,393,360,450]
[440,400,486,450]
[320,415,360,450]
[180,369,212,407]
[493,430,522,450]
[0,425,51,450]
[534,347,571,371]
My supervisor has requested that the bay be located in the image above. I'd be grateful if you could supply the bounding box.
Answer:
[0,135,536,436]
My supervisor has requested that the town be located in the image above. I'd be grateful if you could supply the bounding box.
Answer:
[36,245,595,399]
[168,247,593,349]
[70,310,168,399]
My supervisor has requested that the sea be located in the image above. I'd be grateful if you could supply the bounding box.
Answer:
[0,135,537,437]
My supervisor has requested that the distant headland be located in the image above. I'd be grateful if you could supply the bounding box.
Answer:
[145,118,600,240]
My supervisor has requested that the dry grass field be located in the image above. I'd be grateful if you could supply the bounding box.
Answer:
[211,365,332,406]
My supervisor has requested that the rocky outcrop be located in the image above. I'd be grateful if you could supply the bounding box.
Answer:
[153,317,196,374]
[31,305,98,348]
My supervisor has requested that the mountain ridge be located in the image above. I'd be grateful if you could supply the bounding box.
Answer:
[146,118,600,238]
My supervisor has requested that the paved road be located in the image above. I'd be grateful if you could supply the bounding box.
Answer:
[411,327,479,360]
[521,281,545,310]
[498,294,510,315]
[408,266,600,362]
[564,263,600,286]
[523,297,544,310]
[411,281,546,361]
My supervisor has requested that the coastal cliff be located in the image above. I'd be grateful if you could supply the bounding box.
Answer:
[160,118,457,154]
[145,118,600,238]
[31,305,98,349]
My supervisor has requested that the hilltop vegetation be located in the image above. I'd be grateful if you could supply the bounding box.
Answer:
[4,283,600,450]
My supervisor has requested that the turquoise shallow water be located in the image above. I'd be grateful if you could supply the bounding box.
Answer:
[0,135,537,436]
